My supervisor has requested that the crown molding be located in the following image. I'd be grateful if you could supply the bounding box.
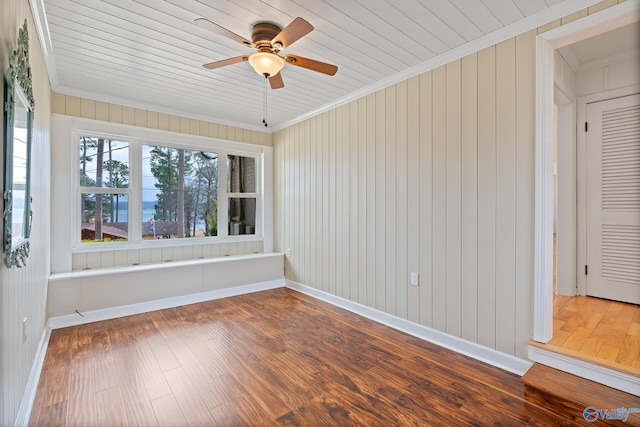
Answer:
[29,0,58,87]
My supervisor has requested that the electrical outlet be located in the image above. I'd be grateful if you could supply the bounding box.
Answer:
[22,317,28,342]
[410,272,419,286]
[286,248,291,257]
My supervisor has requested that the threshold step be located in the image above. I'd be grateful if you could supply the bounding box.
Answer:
[521,363,640,426]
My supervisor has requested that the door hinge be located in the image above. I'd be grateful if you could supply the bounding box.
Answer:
[585,265,588,275]
[585,122,588,132]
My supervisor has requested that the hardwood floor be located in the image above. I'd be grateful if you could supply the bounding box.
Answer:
[30,288,631,426]
[551,233,640,375]
[544,294,640,375]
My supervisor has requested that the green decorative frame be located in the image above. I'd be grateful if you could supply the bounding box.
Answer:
[3,19,34,268]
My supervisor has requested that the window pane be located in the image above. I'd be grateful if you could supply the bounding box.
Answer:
[81,193,128,242]
[227,155,256,193]
[228,198,256,235]
[79,137,129,188]
[142,145,218,239]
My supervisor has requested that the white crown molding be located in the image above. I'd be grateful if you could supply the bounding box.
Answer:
[28,0,58,87]
[271,0,604,132]
[286,280,533,376]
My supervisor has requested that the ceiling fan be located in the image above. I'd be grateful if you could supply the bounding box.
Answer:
[194,16,338,89]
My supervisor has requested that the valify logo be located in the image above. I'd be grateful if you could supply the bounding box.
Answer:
[583,406,640,423]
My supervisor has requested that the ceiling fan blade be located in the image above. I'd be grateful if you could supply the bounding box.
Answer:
[269,72,284,89]
[272,17,313,49]
[203,55,249,70]
[284,54,338,76]
[194,18,253,47]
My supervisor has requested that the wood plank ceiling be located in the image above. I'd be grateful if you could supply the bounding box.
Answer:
[41,0,571,130]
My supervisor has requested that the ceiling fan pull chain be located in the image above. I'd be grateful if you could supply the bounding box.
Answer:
[263,74,268,127]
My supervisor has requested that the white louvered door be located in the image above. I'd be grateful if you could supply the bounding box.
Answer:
[586,94,640,305]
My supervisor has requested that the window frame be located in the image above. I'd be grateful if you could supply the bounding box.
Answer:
[78,137,132,243]
[225,154,260,236]
[69,122,267,253]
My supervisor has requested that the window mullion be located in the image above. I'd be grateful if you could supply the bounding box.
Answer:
[256,154,263,237]
[129,141,142,242]
[218,151,229,237]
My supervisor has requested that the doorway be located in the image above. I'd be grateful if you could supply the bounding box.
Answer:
[534,1,639,343]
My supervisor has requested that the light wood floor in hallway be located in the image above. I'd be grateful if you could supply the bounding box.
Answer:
[30,288,630,426]
[548,294,640,375]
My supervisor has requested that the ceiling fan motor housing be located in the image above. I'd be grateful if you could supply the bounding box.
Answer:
[251,22,282,52]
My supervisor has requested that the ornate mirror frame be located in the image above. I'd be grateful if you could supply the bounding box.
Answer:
[3,20,34,268]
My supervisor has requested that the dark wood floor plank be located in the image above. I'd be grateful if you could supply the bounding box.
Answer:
[522,363,640,427]
[31,287,629,426]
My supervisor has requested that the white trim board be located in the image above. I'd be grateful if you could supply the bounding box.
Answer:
[533,0,640,343]
[528,346,640,396]
[286,280,533,376]
[15,328,51,427]
[48,279,284,329]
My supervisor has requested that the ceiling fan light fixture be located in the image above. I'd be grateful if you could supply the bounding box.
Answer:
[248,52,284,77]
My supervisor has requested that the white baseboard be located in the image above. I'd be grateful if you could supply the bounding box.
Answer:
[48,279,285,329]
[286,280,533,376]
[528,345,640,396]
[15,327,51,427]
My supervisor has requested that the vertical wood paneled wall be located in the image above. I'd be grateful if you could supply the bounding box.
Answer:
[273,2,621,359]
[51,93,273,147]
[275,35,530,357]
[0,1,52,424]
[274,33,536,358]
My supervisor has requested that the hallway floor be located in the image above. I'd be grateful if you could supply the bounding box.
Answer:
[547,294,640,375]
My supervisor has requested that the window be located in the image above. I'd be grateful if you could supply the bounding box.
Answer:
[227,155,257,235]
[142,145,218,239]
[79,137,130,243]
[74,128,265,248]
